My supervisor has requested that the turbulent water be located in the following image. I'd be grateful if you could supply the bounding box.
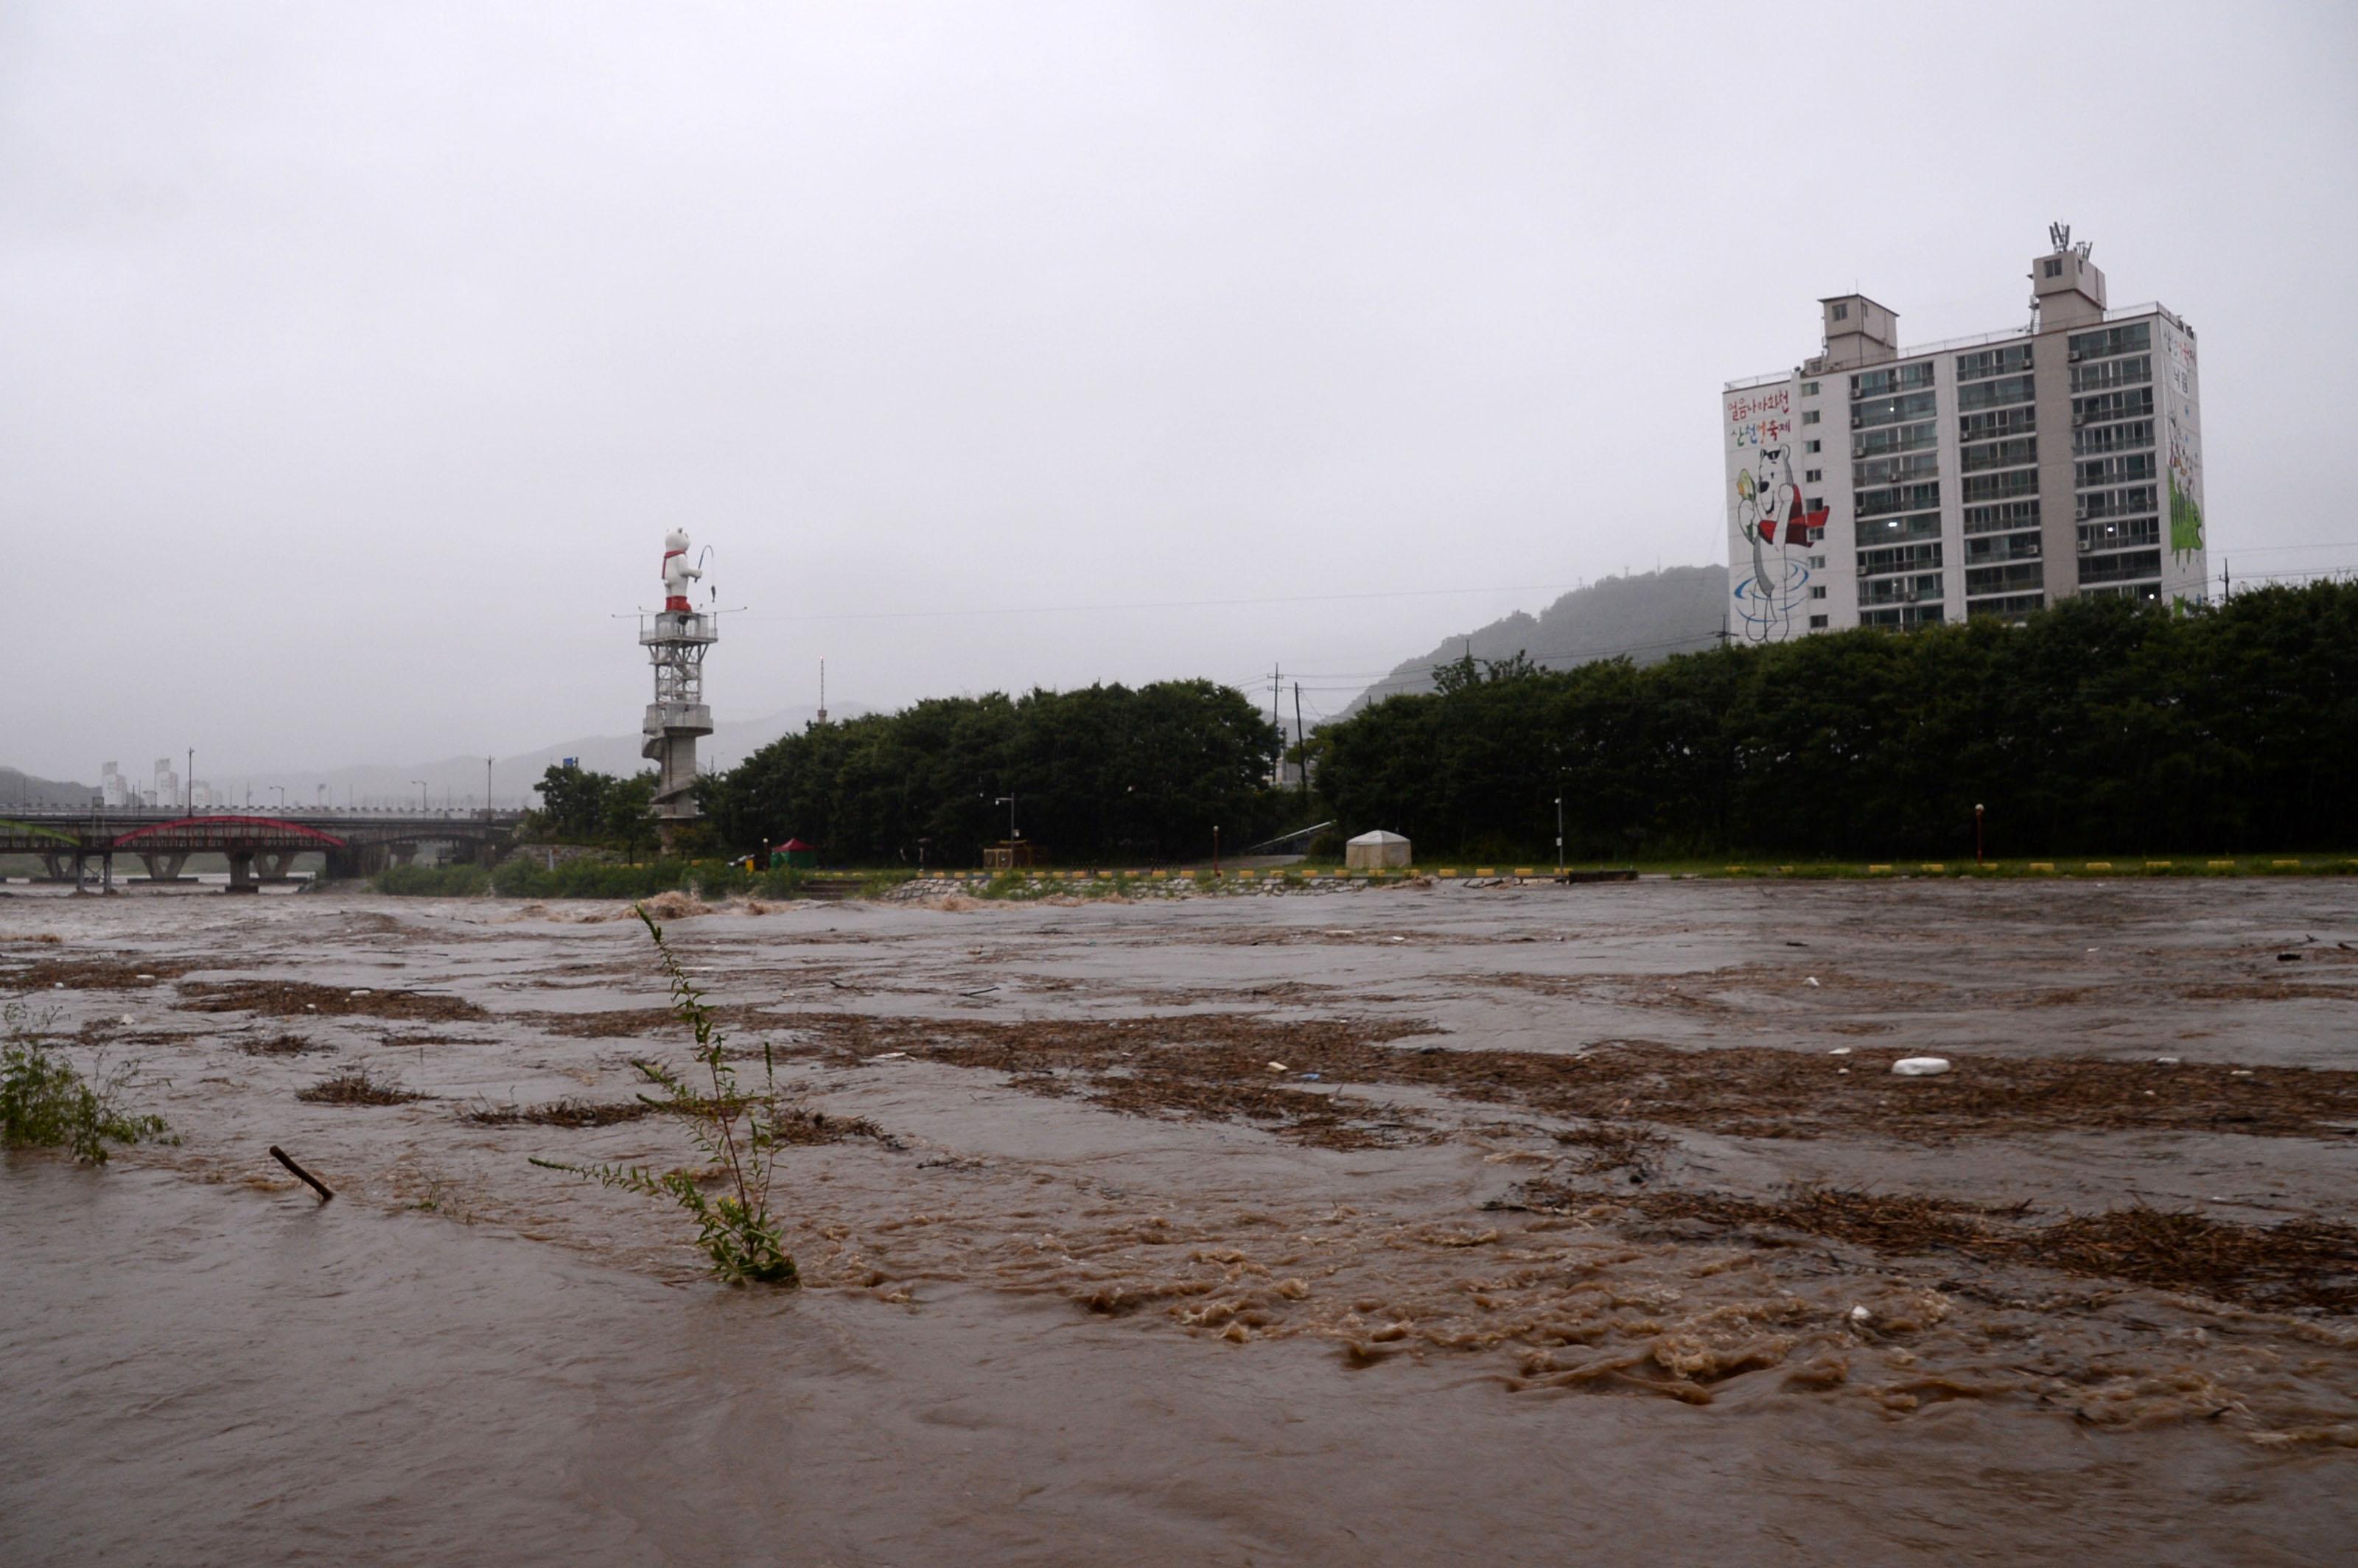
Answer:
[4,880,2354,1564]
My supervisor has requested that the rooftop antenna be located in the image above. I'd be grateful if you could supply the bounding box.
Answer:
[816,659,828,724]
[2049,220,2071,253]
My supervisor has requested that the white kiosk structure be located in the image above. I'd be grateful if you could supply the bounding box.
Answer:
[642,528,716,838]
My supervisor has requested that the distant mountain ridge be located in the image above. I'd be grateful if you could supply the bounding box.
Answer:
[1,767,99,809]
[1347,565,1726,710]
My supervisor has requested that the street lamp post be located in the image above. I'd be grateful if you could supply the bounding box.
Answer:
[1975,803,1985,867]
[411,780,428,813]
[1555,794,1564,873]
[186,748,194,815]
[270,785,285,811]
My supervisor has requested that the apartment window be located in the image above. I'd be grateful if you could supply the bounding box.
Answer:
[2079,484,2160,521]
[2070,354,2152,395]
[1856,483,1942,519]
[1966,592,2044,621]
[1802,410,1821,425]
[1957,374,2037,412]
[1962,469,2040,503]
[1855,511,1941,546]
[1807,555,1826,568]
[1960,437,2037,474]
[2077,453,2158,489]
[1965,561,2046,597]
[1956,343,2035,382]
[1852,391,1938,430]
[1855,452,1939,489]
[2079,549,2163,586]
[1860,570,1943,606]
[1964,499,2042,536]
[1853,421,1938,459]
[2043,258,2063,279]
[1805,438,1822,453]
[2073,419,2154,458]
[1959,405,2037,444]
[2067,321,2153,363]
[2074,387,2155,426]
[1805,469,1822,483]
[1858,542,1943,578]
[1965,533,2041,565]
[1808,615,1829,629]
[1833,302,1850,321]
[1801,380,1821,396]
[1807,496,1825,514]
[1810,585,1827,600]
[2078,517,2161,553]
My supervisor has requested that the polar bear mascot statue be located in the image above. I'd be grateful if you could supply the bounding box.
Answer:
[661,528,702,613]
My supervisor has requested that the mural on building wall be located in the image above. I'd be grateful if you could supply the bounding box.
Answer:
[2163,331,2205,561]
[1726,383,1828,643]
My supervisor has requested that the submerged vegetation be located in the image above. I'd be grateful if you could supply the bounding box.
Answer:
[531,907,800,1286]
[372,858,894,900]
[0,1001,169,1164]
[296,1065,427,1106]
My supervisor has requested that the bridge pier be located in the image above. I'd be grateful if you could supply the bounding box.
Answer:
[224,850,259,893]
[255,850,297,882]
[136,850,192,883]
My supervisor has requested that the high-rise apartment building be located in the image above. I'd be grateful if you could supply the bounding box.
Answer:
[1724,230,2206,643]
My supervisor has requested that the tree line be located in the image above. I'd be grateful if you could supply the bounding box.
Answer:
[1315,581,2358,861]
[533,679,1297,866]
[529,582,2356,865]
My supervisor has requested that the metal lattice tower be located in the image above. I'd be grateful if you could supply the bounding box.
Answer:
[642,528,716,827]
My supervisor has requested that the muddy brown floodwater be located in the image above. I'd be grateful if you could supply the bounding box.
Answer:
[4,878,2354,1564]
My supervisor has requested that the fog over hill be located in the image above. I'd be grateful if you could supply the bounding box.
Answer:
[1346,566,1727,711]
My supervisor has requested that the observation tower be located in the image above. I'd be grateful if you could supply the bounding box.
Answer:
[642,528,716,839]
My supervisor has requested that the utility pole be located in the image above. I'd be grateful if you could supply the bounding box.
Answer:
[1270,665,1281,787]
[186,747,193,815]
[1555,794,1564,872]
[486,757,494,818]
[1293,682,1306,800]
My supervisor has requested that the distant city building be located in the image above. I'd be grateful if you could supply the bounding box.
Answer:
[1724,228,2206,643]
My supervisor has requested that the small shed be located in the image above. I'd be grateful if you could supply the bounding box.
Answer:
[770,837,818,869]
[1344,829,1412,869]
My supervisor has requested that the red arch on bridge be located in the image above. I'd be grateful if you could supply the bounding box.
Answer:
[109,816,349,850]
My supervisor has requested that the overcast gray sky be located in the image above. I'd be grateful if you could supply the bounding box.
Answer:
[7,1,2354,781]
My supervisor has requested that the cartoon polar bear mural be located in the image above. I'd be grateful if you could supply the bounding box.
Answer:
[661,528,702,612]
[1730,444,1826,643]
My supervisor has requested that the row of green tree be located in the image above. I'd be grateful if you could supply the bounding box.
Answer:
[529,679,1300,866]
[527,583,2356,866]
[1312,582,2358,860]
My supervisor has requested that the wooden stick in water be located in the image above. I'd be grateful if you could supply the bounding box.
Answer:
[269,1144,335,1203]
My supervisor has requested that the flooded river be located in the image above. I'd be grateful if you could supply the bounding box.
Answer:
[4,879,2354,1563]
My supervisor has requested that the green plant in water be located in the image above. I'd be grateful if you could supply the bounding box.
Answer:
[1,1001,169,1165]
[530,906,798,1286]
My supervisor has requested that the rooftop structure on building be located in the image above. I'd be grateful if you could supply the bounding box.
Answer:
[1724,227,2206,643]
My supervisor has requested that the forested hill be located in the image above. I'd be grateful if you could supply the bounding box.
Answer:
[0,768,97,808]
[1348,565,1725,710]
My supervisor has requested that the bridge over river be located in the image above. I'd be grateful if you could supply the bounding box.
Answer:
[0,809,526,891]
